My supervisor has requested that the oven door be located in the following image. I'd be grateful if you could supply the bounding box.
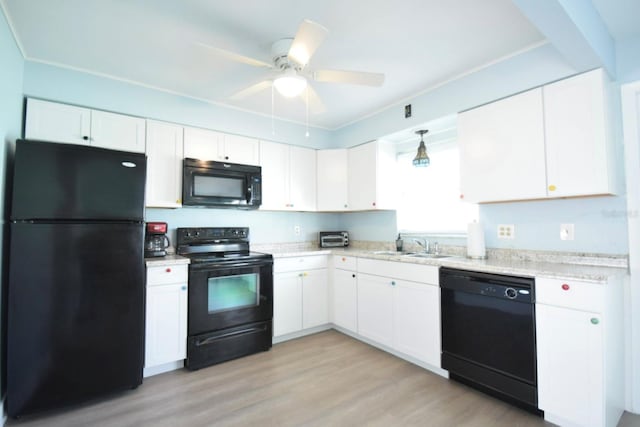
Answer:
[188,258,273,336]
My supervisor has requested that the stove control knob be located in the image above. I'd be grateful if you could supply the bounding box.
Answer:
[505,288,518,299]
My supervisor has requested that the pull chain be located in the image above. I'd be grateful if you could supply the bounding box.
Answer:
[305,86,310,138]
[271,83,275,136]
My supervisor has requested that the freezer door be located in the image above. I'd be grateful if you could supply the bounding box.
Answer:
[11,139,146,221]
[6,222,145,417]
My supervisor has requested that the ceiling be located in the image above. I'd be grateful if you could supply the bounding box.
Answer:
[1,0,550,129]
[592,0,640,41]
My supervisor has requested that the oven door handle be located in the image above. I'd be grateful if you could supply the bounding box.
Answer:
[196,326,266,346]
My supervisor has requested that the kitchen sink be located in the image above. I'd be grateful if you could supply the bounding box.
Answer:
[404,253,452,259]
[371,251,401,255]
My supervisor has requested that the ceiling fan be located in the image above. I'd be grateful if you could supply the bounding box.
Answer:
[197,19,385,112]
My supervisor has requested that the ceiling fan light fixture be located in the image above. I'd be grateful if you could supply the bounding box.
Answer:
[273,70,307,98]
[413,129,430,167]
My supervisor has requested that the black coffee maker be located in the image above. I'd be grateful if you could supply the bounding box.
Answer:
[144,222,170,257]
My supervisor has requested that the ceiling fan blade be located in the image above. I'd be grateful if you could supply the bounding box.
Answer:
[304,85,326,114]
[229,80,272,100]
[313,69,385,87]
[288,19,329,68]
[196,42,273,69]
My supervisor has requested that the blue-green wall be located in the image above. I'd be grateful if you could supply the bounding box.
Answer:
[0,3,24,404]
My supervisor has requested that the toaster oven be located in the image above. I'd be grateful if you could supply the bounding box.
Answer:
[319,231,349,248]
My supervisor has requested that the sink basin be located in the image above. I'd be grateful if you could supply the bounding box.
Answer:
[372,251,401,256]
[404,253,452,259]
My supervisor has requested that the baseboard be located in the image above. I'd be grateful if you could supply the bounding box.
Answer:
[272,324,332,344]
[143,360,184,378]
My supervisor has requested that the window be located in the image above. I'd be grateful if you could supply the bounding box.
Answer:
[395,141,478,233]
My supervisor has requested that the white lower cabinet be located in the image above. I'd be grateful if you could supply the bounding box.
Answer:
[331,256,358,333]
[356,259,441,368]
[144,262,189,376]
[535,277,624,427]
[273,256,329,338]
[393,279,440,367]
[357,273,394,347]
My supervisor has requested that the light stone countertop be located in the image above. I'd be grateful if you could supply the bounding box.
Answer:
[144,254,190,267]
[264,247,627,284]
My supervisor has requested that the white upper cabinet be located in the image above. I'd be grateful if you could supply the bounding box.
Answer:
[458,69,616,203]
[348,140,396,210]
[183,126,223,161]
[90,110,146,153]
[223,133,260,166]
[25,98,145,153]
[260,140,316,211]
[260,140,290,210]
[26,99,91,145]
[458,89,547,203]
[543,69,614,197]
[317,149,349,211]
[145,120,184,208]
[289,145,317,211]
[183,126,260,166]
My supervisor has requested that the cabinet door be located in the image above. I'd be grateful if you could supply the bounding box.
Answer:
[332,268,358,332]
[302,269,328,329]
[458,88,547,203]
[544,69,612,197]
[223,134,260,166]
[317,149,349,211]
[145,283,188,368]
[536,304,604,427]
[183,127,222,161]
[394,280,440,366]
[146,121,184,208]
[260,140,290,210]
[348,142,378,210]
[289,145,317,211]
[357,273,393,347]
[91,110,146,153]
[273,272,302,336]
[25,98,91,145]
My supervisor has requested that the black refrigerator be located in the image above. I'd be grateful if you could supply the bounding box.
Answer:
[6,139,147,418]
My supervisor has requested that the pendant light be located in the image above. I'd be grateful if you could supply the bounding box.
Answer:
[413,129,430,167]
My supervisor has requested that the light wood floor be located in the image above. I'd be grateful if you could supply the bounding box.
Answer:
[8,330,640,427]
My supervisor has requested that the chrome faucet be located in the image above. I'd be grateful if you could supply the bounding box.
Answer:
[413,238,430,253]
[433,242,440,255]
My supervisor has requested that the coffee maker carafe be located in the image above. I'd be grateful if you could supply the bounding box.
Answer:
[145,222,170,257]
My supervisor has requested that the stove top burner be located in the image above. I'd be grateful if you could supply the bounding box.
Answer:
[176,227,272,266]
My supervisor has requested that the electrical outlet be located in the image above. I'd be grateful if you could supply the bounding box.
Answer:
[294,225,301,236]
[497,224,515,239]
[560,223,575,241]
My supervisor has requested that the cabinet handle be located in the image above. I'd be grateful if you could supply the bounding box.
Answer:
[224,156,229,160]
[391,281,396,286]
[181,285,187,291]
[344,204,348,208]
[561,283,570,291]
[591,318,600,325]
[460,194,464,199]
[82,135,89,141]
[352,274,356,278]
[372,202,376,207]
[303,272,308,277]
[342,257,346,261]
[548,184,557,192]
[165,267,172,273]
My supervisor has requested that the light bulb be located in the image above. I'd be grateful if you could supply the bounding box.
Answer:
[273,70,307,98]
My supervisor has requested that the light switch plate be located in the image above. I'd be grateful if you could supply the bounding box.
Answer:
[560,223,575,240]
[498,224,515,239]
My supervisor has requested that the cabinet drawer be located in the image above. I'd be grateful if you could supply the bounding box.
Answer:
[334,255,357,271]
[274,255,328,273]
[358,258,438,285]
[535,277,603,313]
[147,264,188,286]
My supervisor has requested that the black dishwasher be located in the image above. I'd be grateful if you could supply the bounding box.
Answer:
[440,267,540,414]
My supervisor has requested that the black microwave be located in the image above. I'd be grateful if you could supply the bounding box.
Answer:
[183,158,262,209]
